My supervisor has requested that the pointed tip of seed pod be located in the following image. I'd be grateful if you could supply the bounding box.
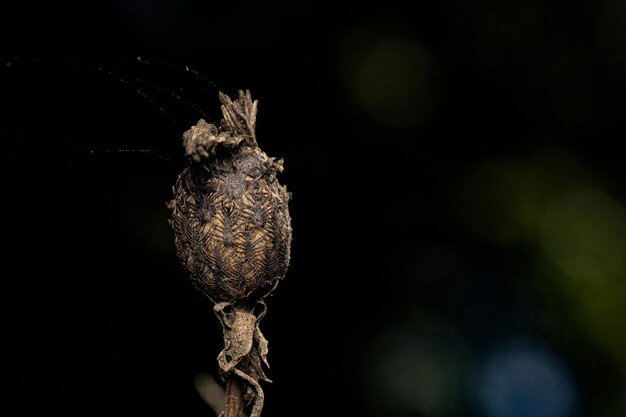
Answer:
[218,91,230,106]
[218,90,258,146]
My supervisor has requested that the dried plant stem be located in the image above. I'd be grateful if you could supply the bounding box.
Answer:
[222,353,266,417]
[224,375,246,417]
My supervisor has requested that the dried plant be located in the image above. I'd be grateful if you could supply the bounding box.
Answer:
[168,90,292,417]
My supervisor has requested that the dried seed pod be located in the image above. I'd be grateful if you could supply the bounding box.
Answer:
[168,90,291,417]
[168,90,292,304]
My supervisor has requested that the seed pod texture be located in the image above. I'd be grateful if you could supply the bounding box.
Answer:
[168,90,292,304]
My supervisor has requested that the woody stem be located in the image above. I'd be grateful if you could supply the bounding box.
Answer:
[224,374,246,417]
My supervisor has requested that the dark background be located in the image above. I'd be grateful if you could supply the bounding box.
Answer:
[1,1,626,416]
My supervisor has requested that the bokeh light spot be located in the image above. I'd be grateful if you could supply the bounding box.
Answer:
[476,343,576,417]
[348,38,436,129]
[540,189,626,281]
[539,189,626,370]
[368,325,467,416]
[458,149,591,244]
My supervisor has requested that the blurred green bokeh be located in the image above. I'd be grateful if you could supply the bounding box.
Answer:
[457,149,626,376]
[347,38,436,128]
